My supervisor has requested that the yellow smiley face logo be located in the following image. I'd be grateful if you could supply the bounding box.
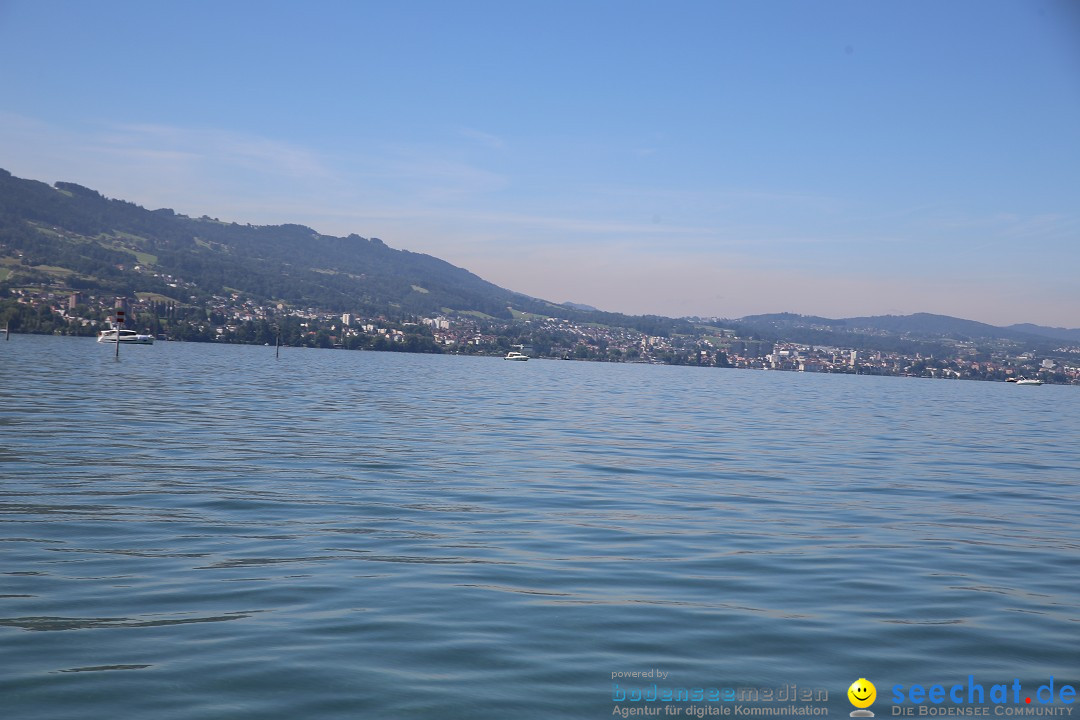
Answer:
[848,678,876,708]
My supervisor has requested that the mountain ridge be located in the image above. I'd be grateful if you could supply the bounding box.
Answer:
[731,311,1077,345]
[1,169,1073,343]
[0,168,693,337]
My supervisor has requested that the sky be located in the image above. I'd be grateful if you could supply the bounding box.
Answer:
[1,0,1078,327]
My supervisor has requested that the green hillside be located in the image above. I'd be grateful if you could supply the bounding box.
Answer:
[0,169,694,337]
[0,169,526,318]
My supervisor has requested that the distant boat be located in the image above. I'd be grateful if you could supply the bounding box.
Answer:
[1013,377,1043,386]
[503,351,529,361]
[97,328,154,344]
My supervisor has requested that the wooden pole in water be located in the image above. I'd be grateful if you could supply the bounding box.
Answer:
[114,309,124,359]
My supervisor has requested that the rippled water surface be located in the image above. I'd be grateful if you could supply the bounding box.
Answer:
[2,336,1078,718]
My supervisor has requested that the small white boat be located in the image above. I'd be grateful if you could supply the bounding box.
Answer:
[1014,377,1043,386]
[97,328,154,344]
[503,351,529,361]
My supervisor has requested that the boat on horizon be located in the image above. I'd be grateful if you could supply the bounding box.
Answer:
[504,351,529,361]
[1010,377,1044,385]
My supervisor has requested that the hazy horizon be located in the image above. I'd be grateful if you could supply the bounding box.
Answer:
[1,1,1077,327]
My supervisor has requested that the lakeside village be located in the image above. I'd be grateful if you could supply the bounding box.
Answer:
[7,285,1080,385]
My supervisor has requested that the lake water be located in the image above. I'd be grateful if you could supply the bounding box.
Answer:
[2,335,1077,719]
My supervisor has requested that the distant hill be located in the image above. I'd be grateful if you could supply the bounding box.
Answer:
[729,311,1070,355]
[562,301,600,312]
[840,313,1060,344]
[844,312,1003,337]
[736,311,1067,343]
[734,312,849,330]
[841,313,1079,345]
[0,168,691,336]
[1006,323,1080,343]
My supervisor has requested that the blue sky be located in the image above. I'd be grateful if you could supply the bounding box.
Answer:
[1,0,1078,326]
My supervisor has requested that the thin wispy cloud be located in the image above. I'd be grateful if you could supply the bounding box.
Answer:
[930,211,1078,241]
[457,127,507,150]
[98,122,335,180]
[378,149,509,201]
[0,112,339,215]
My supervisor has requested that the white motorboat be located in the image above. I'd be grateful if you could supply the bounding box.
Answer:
[97,328,154,344]
[1013,377,1043,386]
[503,351,529,361]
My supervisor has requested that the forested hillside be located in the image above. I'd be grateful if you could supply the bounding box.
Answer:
[0,169,691,335]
